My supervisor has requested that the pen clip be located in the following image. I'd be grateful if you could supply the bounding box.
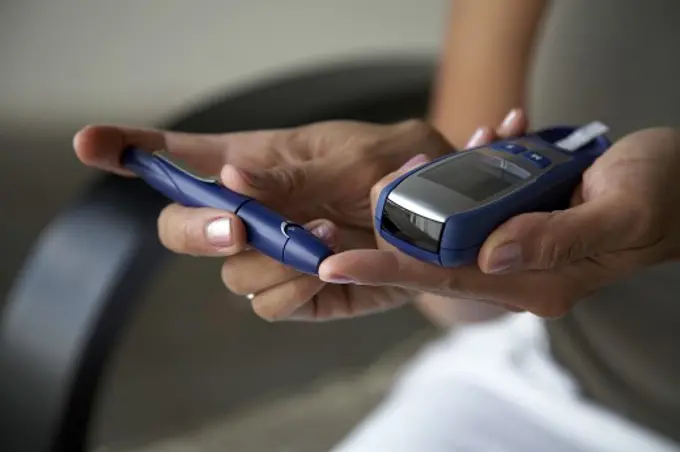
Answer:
[152,150,221,184]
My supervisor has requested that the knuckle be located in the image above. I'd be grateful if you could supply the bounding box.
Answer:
[394,118,447,154]
[537,215,585,268]
[280,165,308,194]
[269,128,312,160]
[629,201,661,243]
[396,118,431,139]
[537,237,578,269]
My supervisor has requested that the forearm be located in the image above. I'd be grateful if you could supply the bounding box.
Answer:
[418,0,549,327]
[429,0,549,148]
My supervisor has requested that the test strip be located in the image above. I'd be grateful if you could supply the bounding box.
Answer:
[555,121,610,152]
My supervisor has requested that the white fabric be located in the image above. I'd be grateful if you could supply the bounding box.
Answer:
[332,314,680,452]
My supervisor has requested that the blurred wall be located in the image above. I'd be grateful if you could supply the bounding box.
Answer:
[0,0,448,294]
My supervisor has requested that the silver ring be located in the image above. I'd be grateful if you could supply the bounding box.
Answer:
[246,293,255,300]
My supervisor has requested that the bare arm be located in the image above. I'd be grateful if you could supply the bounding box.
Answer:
[430,0,549,147]
[417,0,550,327]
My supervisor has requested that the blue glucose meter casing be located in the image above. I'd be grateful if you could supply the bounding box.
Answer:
[121,148,333,275]
[375,126,611,268]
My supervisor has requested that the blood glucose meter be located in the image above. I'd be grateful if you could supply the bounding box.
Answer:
[375,122,611,268]
[121,148,333,275]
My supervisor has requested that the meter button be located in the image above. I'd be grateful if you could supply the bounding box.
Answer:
[522,151,551,168]
[492,142,526,154]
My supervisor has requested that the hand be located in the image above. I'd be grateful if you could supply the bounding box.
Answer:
[74,112,527,321]
[318,126,680,317]
[69,120,446,319]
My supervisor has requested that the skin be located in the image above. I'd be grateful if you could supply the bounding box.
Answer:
[75,0,551,325]
[429,0,549,148]
[318,126,680,318]
[420,0,550,324]
[73,0,680,322]
[74,114,525,322]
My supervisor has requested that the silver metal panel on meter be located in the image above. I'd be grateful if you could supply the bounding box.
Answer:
[387,139,571,221]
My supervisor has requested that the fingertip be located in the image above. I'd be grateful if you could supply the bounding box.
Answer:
[465,126,495,149]
[317,257,337,282]
[73,125,103,162]
[319,249,398,285]
[478,211,546,274]
[73,125,132,175]
[158,206,249,257]
[72,126,90,154]
[396,153,430,174]
[318,253,354,284]
[305,219,339,249]
[497,108,527,138]
[478,241,523,275]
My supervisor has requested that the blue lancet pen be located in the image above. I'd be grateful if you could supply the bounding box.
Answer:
[121,148,333,275]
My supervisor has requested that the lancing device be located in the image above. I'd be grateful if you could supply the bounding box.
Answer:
[375,122,611,267]
[121,148,333,275]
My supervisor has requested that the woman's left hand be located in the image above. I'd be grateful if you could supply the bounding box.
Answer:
[319,127,680,317]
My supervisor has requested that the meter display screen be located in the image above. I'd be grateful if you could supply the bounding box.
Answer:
[419,153,522,202]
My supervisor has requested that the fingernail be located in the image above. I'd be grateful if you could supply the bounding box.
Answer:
[323,275,353,285]
[487,242,522,274]
[465,127,487,148]
[398,154,429,173]
[311,223,333,242]
[500,108,520,129]
[205,217,232,247]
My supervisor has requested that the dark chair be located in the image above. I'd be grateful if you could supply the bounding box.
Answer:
[0,57,435,452]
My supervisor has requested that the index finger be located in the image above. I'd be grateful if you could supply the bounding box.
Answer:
[73,124,278,176]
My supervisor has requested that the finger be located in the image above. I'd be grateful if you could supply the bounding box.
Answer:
[478,195,638,274]
[220,158,345,216]
[464,126,496,149]
[286,284,406,321]
[464,109,528,150]
[250,275,325,322]
[319,248,457,289]
[221,219,338,295]
[157,205,247,256]
[243,226,373,322]
[73,125,229,175]
[318,247,521,302]
[495,108,528,138]
[318,248,594,318]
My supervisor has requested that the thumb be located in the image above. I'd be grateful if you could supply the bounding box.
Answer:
[479,197,634,274]
[220,159,337,214]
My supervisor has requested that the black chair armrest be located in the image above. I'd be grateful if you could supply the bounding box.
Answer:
[0,57,434,452]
